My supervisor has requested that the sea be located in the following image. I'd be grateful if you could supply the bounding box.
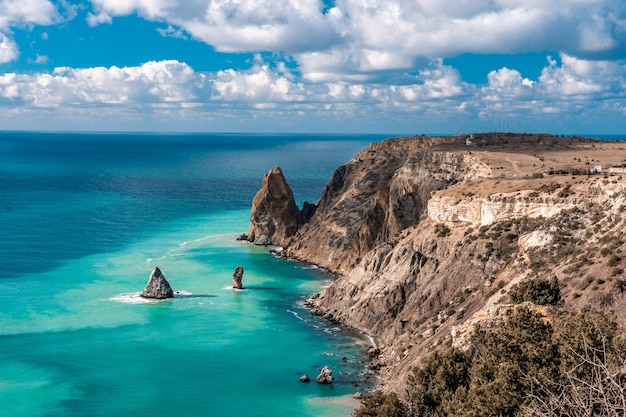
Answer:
[0,132,390,417]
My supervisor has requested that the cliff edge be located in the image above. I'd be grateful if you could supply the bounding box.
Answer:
[247,133,626,393]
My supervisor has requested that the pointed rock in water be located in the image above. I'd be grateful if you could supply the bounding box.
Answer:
[232,266,244,289]
[141,267,174,299]
[316,366,334,384]
[247,167,304,247]
[299,374,311,383]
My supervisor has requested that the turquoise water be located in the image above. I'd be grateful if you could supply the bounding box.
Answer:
[0,132,386,417]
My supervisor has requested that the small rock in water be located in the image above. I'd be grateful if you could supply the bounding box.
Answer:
[315,366,334,384]
[141,267,174,299]
[299,374,311,383]
[232,266,244,289]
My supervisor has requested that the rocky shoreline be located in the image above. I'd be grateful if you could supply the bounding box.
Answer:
[244,132,626,395]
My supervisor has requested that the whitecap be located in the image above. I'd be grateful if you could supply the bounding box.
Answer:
[222,286,252,292]
[287,309,304,321]
[109,292,164,304]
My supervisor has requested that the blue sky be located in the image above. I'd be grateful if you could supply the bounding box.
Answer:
[0,1,624,134]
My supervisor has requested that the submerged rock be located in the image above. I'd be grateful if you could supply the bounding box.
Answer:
[316,366,334,384]
[141,267,174,299]
[232,266,244,289]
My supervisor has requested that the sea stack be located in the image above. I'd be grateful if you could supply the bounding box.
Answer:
[247,167,303,247]
[232,266,244,289]
[141,267,174,299]
[315,366,334,384]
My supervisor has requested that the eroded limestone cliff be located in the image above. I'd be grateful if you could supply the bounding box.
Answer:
[284,136,491,274]
[247,167,303,247]
[248,133,626,393]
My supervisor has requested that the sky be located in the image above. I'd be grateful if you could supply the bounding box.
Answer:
[0,0,624,134]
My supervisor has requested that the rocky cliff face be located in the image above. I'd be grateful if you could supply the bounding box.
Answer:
[248,133,626,393]
[247,167,304,247]
[284,136,491,274]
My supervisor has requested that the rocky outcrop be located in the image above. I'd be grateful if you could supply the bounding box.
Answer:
[316,366,334,384]
[247,167,304,247]
[232,266,244,289]
[141,267,174,299]
[284,136,490,274]
[249,133,626,394]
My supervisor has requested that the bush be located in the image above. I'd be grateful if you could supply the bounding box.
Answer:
[434,223,451,237]
[403,307,625,417]
[607,254,621,267]
[509,277,561,305]
[353,391,407,417]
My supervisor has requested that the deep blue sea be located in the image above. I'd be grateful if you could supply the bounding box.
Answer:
[0,132,387,417]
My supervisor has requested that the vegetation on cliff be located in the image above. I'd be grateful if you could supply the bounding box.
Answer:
[246,133,626,416]
[355,307,626,417]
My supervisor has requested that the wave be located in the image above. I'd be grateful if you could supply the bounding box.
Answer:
[222,286,252,292]
[109,290,201,304]
[109,292,162,304]
[145,233,235,264]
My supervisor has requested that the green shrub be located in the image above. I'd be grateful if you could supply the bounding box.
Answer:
[353,391,407,417]
[402,307,625,417]
[509,277,561,305]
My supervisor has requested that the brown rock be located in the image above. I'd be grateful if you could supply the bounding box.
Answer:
[141,267,174,299]
[247,167,303,247]
[232,266,244,289]
[315,366,334,384]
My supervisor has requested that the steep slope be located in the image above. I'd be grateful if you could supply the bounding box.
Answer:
[284,136,491,274]
[248,133,626,393]
[247,167,303,247]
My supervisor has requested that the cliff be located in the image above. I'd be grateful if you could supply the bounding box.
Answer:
[247,133,626,393]
[247,167,303,247]
[285,136,491,274]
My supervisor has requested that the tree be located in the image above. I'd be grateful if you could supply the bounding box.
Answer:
[509,276,561,305]
[353,391,407,417]
[406,348,471,416]
[522,337,626,416]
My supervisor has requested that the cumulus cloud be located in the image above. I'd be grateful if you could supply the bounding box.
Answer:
[85,0,626,81]
[0,32,17,63]
[0,60,202,107]
[0,0,59,29]
[0,54,624,132]
[0,0,63,63]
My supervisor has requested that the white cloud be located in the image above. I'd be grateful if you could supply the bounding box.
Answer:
[0,32,17,63]
[83,0,625,83]
[86,10,111,26]
[0,60,201,107]
[212,63,306,102]
[0,0,63,63]
[0,0,59,29]
[33,54,48,64]
[156,24,188,39]
[483,67,534,100]
[539,54,605,96]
